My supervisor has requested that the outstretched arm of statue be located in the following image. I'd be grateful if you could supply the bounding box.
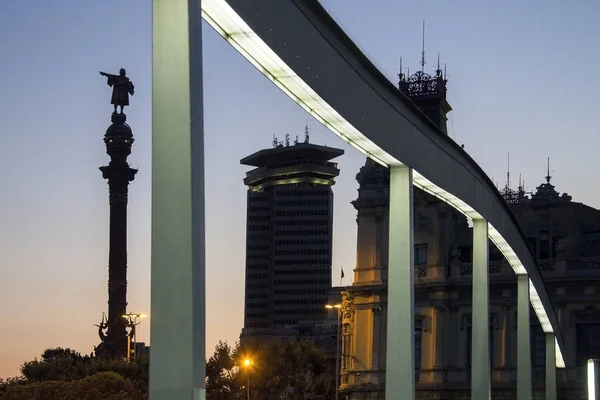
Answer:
[99,71,116,87]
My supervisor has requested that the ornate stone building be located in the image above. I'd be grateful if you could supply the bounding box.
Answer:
[339,67,599,399]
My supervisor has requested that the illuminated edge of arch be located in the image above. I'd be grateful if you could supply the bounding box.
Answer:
[201,0,565,368]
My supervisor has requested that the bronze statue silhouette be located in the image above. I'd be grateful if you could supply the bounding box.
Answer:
[99,68,134,114]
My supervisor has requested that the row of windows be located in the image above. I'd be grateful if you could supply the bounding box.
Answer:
[248,206,270,212]
[274,220,329,226]
[273,259,331,265]
[275,239,330,245]
[246,322,267,328]
[248,225,269,231]
[527,233,562,260]
[269,159,337,169]
[412,324,548,369]
[247,274,269,280]
[273,279,330,285]
[273,309,327,315]
[274,249,330,256]
[275,210,330,217]
[248,215,270,222]
[245,312,267,319]
[273,268,330,276]
[276,200,329,207]
[274,190,329,197]
[273,299,325,305]
[246,283,271,289]
[246,254,270,260]
[273,288,329,295]
[246,303,268,309]
[247,236,270,243]
[273,319,298,325]
[248,196,268,203]
[246,293,269,299]
[420,322,597,369]
[275,230,329,236]
[247,264,269,270]
[248,245,269,250]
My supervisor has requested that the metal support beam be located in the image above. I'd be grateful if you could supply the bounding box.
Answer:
[150,1,206,399]
[385,165,414,400]
[517,274,532,400]
[545,333,556,400]
[471,219,490,400]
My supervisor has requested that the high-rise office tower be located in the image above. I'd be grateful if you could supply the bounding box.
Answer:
[240,131,344,340]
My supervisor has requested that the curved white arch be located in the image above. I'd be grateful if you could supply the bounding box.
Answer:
[201,0,565,367]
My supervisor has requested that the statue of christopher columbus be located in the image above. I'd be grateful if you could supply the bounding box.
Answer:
[99,68,135,114]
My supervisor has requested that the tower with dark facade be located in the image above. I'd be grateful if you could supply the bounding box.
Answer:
[95,69,137,358]
[240,131,344,341]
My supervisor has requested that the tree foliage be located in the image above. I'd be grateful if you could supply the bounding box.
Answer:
[18,347,148,395]
[0,372,145,400]
[206,339,333,400]
[206,341,241,399]
[3,340,332,400]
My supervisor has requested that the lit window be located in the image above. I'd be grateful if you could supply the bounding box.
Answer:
[415,244,427,265]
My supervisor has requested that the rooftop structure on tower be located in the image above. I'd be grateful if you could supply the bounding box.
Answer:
[398,21,452,134]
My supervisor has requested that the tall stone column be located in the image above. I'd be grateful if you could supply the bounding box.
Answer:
[517,274,532,400]
[151,0,206,399]
[471,218,490,400]
[545,333,557,400]
[96,112,137,358]
[385,165,415,400]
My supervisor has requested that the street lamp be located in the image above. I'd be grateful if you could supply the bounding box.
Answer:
[122,312,148,362]
[244,358,253,400]
[326,304,342,400]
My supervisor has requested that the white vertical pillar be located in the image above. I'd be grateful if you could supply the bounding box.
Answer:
[471,219,490,400]
[517,275,532,400]
[385,165,414,400]
[150,1,205,400]
[545,333,556,400]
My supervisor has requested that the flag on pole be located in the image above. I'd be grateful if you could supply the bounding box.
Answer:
[340,267,345,286]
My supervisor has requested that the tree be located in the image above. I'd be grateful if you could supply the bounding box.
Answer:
[244,339,332,400]
[205,339,333,399]
[206,341,242,399]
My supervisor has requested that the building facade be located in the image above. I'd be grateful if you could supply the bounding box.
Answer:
[240,134,344,340]
[340,66,598,399]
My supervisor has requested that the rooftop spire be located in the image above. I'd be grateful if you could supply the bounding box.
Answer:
[545,157,552,183]
[420,20,426,72]
[304,124,310,144]
[506,151,511,190]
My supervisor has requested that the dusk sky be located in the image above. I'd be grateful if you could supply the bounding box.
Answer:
[1,0,599,378]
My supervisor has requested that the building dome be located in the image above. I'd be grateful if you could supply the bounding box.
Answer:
[105,113,132,137]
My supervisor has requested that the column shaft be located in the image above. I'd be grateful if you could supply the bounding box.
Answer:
[517,275,532,400]
[385,165,414,400]
[150,1,206,399]
[545,333,556,400]
[471,219,490,400]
